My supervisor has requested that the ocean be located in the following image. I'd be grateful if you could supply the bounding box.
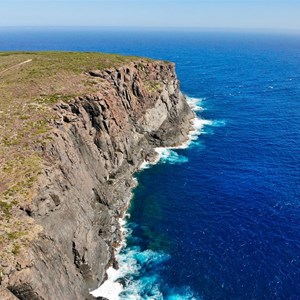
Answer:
[1,29,300,300]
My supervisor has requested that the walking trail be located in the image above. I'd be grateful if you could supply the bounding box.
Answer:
[0,59,32,76]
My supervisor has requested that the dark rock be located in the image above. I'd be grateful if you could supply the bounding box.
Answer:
[3,60,194,300]
[88,70,103,77]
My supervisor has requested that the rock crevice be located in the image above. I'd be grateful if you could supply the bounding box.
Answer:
[2,60,194,300]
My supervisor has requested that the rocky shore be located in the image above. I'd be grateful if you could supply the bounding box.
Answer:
[0,54,194,300]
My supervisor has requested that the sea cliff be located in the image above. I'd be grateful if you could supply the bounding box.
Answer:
[0,52,194,300]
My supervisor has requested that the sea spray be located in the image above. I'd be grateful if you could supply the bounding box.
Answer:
[91,95,209,300]
[90,218,127,299]
[96,220,197,299]
[185,96,206,112]
[140,96,212,169]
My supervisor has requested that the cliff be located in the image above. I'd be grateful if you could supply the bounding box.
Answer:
[0,52,194,300]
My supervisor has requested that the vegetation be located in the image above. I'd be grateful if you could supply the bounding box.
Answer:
[144,80,163,93]
[0,51,144,266]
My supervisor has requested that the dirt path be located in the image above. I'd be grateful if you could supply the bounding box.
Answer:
[0,59,32,76]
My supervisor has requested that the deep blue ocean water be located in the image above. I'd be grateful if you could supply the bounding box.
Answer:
[1,29,300,299]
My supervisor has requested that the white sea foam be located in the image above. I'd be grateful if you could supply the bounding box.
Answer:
[91,95,209,300]
[94,239,197,300]
[155,148,189,164]
[90,267,123,299]
[138,96,212,169]
[91,193,199,300]
[139,160,151,170]
[90,218,128,299]
[186,96,206,112]
[151,116,211,165]
[211,119,226,127]
[91,232,172,299]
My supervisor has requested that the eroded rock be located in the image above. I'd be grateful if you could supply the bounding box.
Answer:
[4,60,194,300]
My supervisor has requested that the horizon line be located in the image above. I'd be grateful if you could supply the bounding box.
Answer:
[0,26,299,34]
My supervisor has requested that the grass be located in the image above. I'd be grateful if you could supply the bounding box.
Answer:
[0,51,149,266]
[144,80,163,93]
[0,201,12,218]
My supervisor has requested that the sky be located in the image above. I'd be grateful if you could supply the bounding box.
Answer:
[0,0,299,31]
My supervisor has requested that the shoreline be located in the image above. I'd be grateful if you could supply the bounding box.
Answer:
[90,95,207,299]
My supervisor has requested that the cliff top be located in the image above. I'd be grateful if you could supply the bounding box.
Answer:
[0,51,152,268]
[0,52,192,299]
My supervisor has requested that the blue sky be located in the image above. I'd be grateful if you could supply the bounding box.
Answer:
[0,0,299,31]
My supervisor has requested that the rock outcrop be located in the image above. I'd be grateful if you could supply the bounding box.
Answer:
[1,60,194,299]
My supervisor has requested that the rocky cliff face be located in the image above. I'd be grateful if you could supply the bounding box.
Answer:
[1,60,193,300]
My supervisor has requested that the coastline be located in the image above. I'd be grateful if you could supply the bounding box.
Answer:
[1,55,196,300]
[91,95,209,299]
[2,32,298,300]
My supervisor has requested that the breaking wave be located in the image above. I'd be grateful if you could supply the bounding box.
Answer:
[92,220,199,300]
[91,95,209,300]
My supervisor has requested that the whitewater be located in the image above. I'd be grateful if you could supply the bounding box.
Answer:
[91,96,215,300]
